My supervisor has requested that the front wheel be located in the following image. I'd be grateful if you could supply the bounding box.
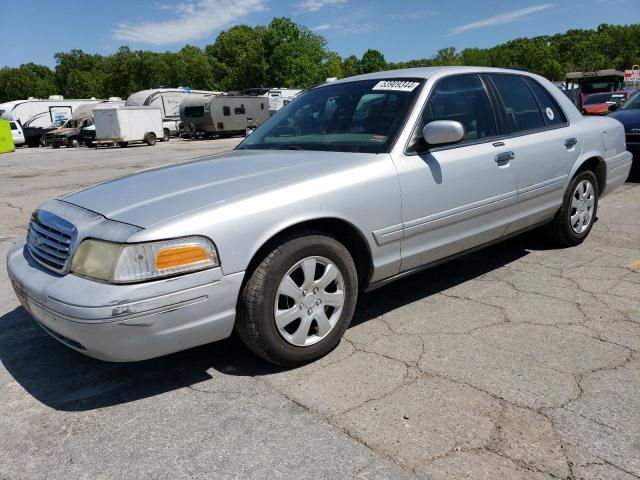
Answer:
[162,129,170,142]
[236,234,358,366]
[546,170,598,246]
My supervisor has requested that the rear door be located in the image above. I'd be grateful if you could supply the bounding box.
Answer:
[392,74,519,271]
[486,74,580,232]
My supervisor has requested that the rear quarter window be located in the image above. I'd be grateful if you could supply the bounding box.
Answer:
[524,78,567,126]
[490,74,546,133]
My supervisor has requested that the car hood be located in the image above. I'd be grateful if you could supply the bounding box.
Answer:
[62,149,375,228]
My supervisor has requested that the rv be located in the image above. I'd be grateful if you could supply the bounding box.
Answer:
[125,87,222,138]
[180,95,270,138]
[0,96,103,147]
[93,106,164,147]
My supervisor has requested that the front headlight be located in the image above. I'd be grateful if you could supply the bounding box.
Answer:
[71,236,219,283]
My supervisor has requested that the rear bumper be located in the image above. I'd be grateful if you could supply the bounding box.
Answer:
[602,150,633,197]
[7,241,244,362]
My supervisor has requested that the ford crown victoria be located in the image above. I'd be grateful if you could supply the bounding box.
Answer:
[7,67,633,365]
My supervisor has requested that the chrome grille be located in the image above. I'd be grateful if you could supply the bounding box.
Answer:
[27,210,77,273]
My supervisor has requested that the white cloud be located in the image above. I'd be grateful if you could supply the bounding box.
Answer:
[312,22,373,33]
[313,24,334,31]
[298,0,347,12]
[112,0,266,45]
[449,3,554,35]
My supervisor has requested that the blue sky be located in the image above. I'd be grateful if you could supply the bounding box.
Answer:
[0,0,636,68]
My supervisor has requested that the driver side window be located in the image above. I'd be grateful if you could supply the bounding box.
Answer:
[409,74,497,152]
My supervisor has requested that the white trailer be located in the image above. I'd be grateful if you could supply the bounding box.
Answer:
[125,87,222,137]
[93,106,164,147]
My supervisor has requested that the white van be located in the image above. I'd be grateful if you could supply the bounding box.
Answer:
[9,121,25,146]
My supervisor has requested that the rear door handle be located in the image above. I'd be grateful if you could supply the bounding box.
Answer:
[495,151,515,166]
[564,137,578,148]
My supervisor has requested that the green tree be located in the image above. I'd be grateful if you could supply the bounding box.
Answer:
[262,18,329,87]
[358,49,386,74]
[341,55,360,78]
[206,25,267,90]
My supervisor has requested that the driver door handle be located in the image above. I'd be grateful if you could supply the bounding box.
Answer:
[495,151,515,166]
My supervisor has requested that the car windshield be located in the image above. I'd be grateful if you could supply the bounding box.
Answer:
[621,91,640,110]
[239,79,423,153]
[583,93,624,105]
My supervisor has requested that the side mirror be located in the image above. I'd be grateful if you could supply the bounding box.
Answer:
[423,120,464,145]
[608,103,619,113]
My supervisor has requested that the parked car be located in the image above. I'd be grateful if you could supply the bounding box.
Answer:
[581,91,630,115]
[93,106,164,147]
[9,121,24,146]
[7,67,632,366]
[608,90,640,176]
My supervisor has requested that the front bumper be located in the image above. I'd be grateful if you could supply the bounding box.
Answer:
[7,241,244,362]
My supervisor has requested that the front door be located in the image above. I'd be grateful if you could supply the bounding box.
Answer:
[391,74,519,272]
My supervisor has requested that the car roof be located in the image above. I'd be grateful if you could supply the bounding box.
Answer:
[323,66,537,87]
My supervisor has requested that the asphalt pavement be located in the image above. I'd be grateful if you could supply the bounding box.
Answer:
[1,140,638,480]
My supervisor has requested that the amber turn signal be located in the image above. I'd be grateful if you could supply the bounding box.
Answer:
[155,245,210,270]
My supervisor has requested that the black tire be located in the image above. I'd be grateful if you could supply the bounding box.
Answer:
[51,145,60,149]
[546,170,598,246]
[145,132,157,146]
[69,139,80,148]
[236,234,358,366]
[119,142,128,148]
[162,129,170,142]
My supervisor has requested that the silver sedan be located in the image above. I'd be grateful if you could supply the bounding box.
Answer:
[7,67,633,365]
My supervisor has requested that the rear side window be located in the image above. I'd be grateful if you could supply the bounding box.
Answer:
[409,74,497,152]
[490,74,545,132]
[223,106,231,116]
[524,78,567,126]
[235,105,246,115]
[9,122,17,130]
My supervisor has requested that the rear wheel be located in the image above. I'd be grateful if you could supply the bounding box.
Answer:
[546,170,598,246]
[145,132,157,146]
[68,138,80,148]
[119,142,128,148]
[236,234,358,366]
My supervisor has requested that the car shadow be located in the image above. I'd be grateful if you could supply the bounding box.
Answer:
[0,231,551,412]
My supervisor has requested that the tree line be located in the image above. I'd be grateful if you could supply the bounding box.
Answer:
[1,19,638,104]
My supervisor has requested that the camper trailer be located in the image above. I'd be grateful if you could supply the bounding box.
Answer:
[125,87,222,138]
[0,96,103,147]
[180,95,270,138]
